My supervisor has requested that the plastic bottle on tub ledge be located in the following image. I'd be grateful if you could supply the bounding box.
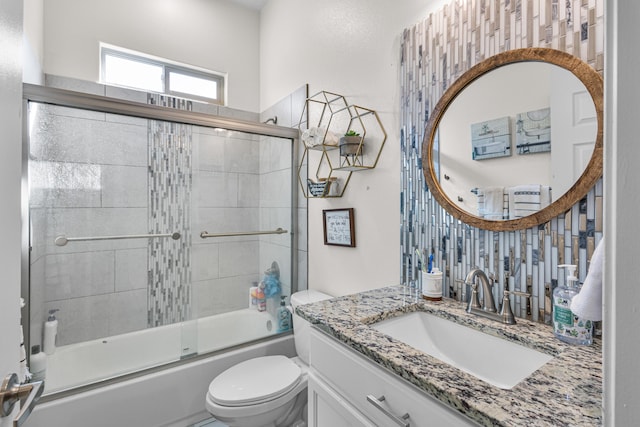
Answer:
[276,295,292,333]
[43,309,59,355]
[249,282,259,310]
[256,283,267,312]
[30,345,47,382]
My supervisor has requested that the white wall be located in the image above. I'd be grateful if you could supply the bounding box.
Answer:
[42,0,260,112]
[0,0,24,425]
[604,0,640,424]
[259,0,448,297]
[23,0,44,84]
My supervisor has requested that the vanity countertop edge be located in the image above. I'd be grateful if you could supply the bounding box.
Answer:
[296,284,602,427]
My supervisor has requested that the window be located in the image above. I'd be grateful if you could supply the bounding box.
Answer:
[100,45,225,104]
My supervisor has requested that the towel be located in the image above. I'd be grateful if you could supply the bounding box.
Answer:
[477,187,506,219]
[571,237,604,321]
[301,127,338,148]
[508,184,551,219]
[541,185,551,209]
[301,127,323,148]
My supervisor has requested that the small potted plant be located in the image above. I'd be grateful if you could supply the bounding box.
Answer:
[340,130,364,157]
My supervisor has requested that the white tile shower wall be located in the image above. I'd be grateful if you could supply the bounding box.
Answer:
[400,0,604,323]
[191,125,262,317]
[29,96,150,347]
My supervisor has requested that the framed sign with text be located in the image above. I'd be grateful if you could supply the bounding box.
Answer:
[323,208,355,247]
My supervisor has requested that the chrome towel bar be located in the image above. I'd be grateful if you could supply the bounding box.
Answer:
[200,228,288,239]
[54,232,181,246]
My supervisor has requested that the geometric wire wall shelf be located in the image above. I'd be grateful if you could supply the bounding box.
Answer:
[296,90,386,198]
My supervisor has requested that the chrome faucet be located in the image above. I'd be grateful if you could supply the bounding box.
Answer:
[465,268,497,313]
[464,268,520,325]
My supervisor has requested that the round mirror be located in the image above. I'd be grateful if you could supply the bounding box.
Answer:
[422,48,603,231]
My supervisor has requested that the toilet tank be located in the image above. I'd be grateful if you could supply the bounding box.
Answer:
[290,290,332,364]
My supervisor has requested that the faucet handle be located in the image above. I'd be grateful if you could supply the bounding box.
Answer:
[508,290,532,299]
[466,282,482,313]
[499,290,517,324]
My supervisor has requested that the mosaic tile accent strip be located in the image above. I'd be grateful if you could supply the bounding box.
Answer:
[400,0,604,324]
[147,95,193,326]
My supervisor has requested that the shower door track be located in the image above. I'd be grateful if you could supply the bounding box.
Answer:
[22,84,299,139]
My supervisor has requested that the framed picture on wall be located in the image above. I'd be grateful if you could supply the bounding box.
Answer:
[323,208,355,247]
[515,107,551,155]
[470,116,511,160]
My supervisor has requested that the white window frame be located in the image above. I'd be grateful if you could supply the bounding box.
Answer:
[100,44,226,105]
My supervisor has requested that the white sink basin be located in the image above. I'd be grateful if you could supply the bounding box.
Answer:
[371,311,553,389]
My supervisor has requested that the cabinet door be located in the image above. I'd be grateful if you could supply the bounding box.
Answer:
[310,329,479,427]
[308,372,376,427]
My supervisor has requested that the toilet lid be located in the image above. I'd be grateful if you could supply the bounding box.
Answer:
[208,355,302,406]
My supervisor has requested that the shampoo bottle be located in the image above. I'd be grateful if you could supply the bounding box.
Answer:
[30,345,46,382]
[553,265,593,345]
[43,309,59,355]
[276,295,292,333]
[256,284,266,312]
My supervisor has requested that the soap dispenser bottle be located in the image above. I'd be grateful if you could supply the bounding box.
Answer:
[276,295,292,333]
[553,265,593,345]
[43,309,59,355]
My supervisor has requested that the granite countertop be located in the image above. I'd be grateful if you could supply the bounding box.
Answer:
[296,285,602,427]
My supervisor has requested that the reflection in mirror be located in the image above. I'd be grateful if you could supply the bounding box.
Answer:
[423,48,603,231]
[436,61,596,218]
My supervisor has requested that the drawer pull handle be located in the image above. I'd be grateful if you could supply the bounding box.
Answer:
[366,394,410,427]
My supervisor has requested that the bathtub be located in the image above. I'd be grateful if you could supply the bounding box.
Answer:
[27,334,295,427]
[45,308,279,394]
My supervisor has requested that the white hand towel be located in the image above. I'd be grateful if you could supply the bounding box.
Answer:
[508,184,544,219]
[477,187,505,219]
[540,185,551,210]
[571,237,604,321]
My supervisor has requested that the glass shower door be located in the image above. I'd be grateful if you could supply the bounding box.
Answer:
[25,93,295,395]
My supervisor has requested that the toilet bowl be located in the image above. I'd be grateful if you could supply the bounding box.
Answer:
[205,290,332,427]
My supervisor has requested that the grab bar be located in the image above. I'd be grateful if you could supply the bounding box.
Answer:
[54,232,181,246]
[200,228,288,239]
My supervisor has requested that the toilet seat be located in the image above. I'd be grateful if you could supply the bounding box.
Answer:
[208,355,302,407]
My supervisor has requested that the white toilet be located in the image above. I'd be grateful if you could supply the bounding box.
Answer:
[205,290,332,427]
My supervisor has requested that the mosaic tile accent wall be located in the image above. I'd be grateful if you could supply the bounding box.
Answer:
[400,0,604,323]
[147,95,193,326]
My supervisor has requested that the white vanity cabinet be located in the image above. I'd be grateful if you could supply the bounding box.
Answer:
[308,328,478,427]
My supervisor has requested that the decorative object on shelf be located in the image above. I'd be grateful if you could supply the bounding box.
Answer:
[308,178,330,197]
[323,208,355,247]
[334,104,386,172]
[296,90,386,198]
[302,127,339,148]
[340,130,363,155]
[326,177,340,196]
